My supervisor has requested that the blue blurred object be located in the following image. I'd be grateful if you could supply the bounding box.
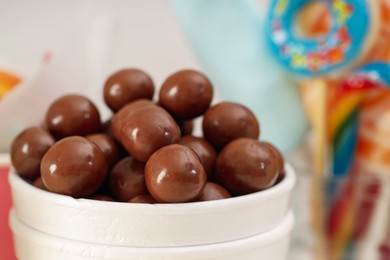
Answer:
[170,0,308,153]
[266,0,371,77]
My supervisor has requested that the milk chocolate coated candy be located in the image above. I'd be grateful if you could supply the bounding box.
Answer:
[179,135,217,180]
[109,157,148,202]
[215,138,278,196]
[104,69,155,112]
[159,70,213,120]
[90,194,115,201]
[33,176,47,191]
[46,95,101,138]
[145,144,207,203]
[86,133,122,168]
[196,182,231,201]
[203,102,260,149]
[260,141,285,182]
[177,120,194,136]
[11,127,55,179]
[121,105,181,162]
[128,194,156,203]
[111,99,154,140]
[41,136,108,198]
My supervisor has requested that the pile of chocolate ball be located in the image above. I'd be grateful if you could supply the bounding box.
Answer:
[10,69,284,203]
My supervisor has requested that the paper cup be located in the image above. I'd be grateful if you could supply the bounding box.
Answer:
[9,164,295,247]
[10,209,294,260]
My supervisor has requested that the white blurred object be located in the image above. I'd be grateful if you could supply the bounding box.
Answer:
[0,4,114,152]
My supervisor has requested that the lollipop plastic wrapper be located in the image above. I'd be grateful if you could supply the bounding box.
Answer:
[266,0,390,259]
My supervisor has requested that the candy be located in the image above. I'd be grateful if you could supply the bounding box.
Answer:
[195,182,231,202]
[41,136,108,198]
[111,99,154,140]
[109,157,148,202]
[121,105,181,162]
[179,135,217,180]
[215,138,279,196]
[145,144,207,203]
[159,70,213,120]
[86,133,122,168]
[11,68,285,203]
[203,102,260,149]
[128,194,157,204]
[10,127,55,179]
[103,69,155,112]
[45,95,101,139]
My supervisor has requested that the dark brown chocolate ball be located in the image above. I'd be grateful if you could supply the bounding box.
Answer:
[260,141,285,182]
[104,69,155,112]
[179,135,217,180]
[202,102,260,150]
[86,133,122,168]
[195,182,231,201]
[215,138,279,196]
[121,105,181,162]
[109,157,148,202]
[41,136,108,198]
[90,194,116,201]
[145,144,207,203]
[46,95,101,139]
[159,70,213,120]
[177,119,194,135]
[128,194,157,204]
[11,127,55,179]
[33,176,47,190]
[111,99,154,140]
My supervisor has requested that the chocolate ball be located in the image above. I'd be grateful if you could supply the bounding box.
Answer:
[46,95,101,138]
[215,138,279,196]
[90,194,115,201]
[260,141,285,182]
[111,99,154,140]
[121,105,181,162]
[101,118,114,138]
[86,133,122,168]
[10,127,55,179]
[104,69,155,112]
[145,144,207,203]
[179,135,217,180]
[159,70,213,120]
[177,119,194,135]
[195,182,231,201]
[203,102,260,149]
[41,136,108,198]
[128,194,157,204]
[33,176,47,191]
[109,157,148,202]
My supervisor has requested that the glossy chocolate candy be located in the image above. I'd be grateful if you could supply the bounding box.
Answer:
[203,102,260,150]
[109,157,148,202]
[46,95,101,139]
[111,99,154,140]
[128,194,157,204]
[215,138,279,196]
[145,144,207,203]
[195,182,231,201]
[11,127,55,179]
[159,70,213,120]
[104,69,155,112]
[41,136,108,198]
[179,135,217,180]
[86,133,122,168]
[121,105,181,162]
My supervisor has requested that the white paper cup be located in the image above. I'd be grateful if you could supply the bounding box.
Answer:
[10,209,294,260]
[9,164,295,247]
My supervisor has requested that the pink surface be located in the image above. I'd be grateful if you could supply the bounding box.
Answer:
[0,166,16,260]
